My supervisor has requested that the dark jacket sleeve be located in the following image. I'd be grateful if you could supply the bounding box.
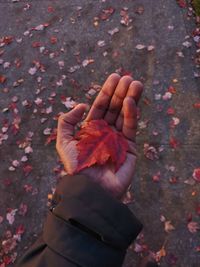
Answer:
[16,175,143,267]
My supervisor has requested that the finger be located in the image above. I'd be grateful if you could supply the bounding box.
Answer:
[116,80,143,131]
[57,104,88,143]
[127,80,143,104]
[122,97,137,141]
[116,153,137,197]
[85,73,120,121]
[104,76,133,125]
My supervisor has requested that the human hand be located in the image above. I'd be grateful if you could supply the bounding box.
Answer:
[56,74,143,200]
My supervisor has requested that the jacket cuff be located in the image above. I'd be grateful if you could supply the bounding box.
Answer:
[44,175,142,267]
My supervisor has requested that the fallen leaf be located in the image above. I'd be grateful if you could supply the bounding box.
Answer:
[168,86,177,94]
[50,36,57,44]
[0,36,13,46]
[97,40,106,47]
[195,246,200,252]
[43,128,51,136]
[182,40,192,48]
[16,224,25,235]
[135,44,146,50]
[28,67,37,75]
[21,155,28,162]
[167,107,176,115]
[135,6,144,15]
[147,45,155,51]
[156,246,166,261]
[23,164,33,176]
[48,6,55,13]
[0,74,6,83]
[74,120,128,173]
[32,41,42,48]
[193,168,200,182]
[0,216,3,224]
[6,209,18,225]
[164,220,175,233]
[144,143,159,160]
[108,27,119,36]
[100,7,115,20]
[24,146,33,154]
[45,128,57,145]
[177,0,187,8]
[18,203,28,216]
[82,58,94,67]
[169,137,179,148]
[61,97,76,109]
[163,92,172,100]
[152,171,161,182]
[187,221,200,233]
[193,102,200,109]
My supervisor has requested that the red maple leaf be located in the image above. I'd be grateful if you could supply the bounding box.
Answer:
[47,6,55,13]
[168,86,177,94]
[167,107,175,115]
[177,0,187,8]
[169,137,179,148]
[193,168,200,182]
[23,164,33,176]
[32,41,42,48]
[50,36,57,44]
[45,128,57,145]
[0,74,6,84]
[0,36,13,46]
[193,103,200,109]
[16,224,25,235]
[74,120,128,173]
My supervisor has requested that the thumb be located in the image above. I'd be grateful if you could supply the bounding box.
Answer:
[57,104,89,142]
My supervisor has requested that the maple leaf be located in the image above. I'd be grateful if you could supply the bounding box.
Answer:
[74,120,128,173]
[16,224,25,235]
[0,74,6,83]
[177,0,187,8]
[193,168,200,182]
[168,86,177,94]
[45,128,57,145]
[23,164,33,176]
[32,41,42,48]
[0,36,13,46]
[193,102,200,109]
[169,137,179,148]
[166,107,175,115]
[50,36,57,44]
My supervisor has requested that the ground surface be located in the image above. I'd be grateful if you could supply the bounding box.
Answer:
[0,0,200,267]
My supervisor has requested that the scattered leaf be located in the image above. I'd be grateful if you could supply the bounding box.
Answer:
[23,164,33,176]
[135,44,146,50]
[0,74,6,83]
[193,168,200,182]
[187,221,200,233]
[164,221,175,233]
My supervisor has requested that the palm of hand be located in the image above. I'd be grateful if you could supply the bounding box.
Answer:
[56,74,143,200]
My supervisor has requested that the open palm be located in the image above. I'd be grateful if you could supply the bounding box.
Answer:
[56,74,143,200]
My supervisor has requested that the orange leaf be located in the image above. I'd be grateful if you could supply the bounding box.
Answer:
[74,120,128,173]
